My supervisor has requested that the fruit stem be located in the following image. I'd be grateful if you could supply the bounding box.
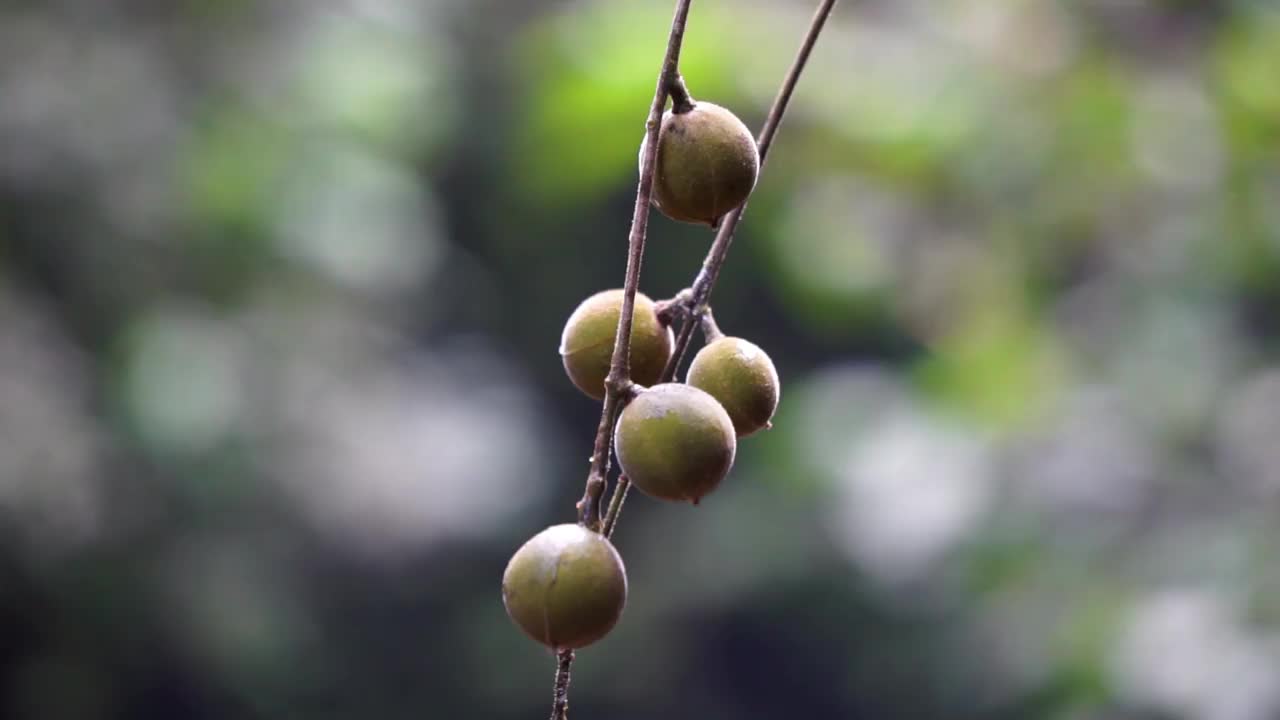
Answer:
[576,0,695,533]
[659,0,838,384]
[549,649,574,720]
[700,309,724,342]
[669,74,695,114]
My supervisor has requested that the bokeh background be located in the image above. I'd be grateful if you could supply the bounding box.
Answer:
[2,0,1280,718]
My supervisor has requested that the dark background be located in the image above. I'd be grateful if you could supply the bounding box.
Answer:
[2,1,1280,718]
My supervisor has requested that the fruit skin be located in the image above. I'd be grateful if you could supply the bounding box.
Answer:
[686,337,780,437]
[614,383,736,504]
[650,102,760,227]
[502,523,628,651]
[560,290,674,400]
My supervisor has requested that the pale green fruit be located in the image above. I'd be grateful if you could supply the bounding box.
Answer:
[502,524,628,651]
[560,290,674,400]
[650,102,759,227]
[687,337,780,437]
[614,383,736,504]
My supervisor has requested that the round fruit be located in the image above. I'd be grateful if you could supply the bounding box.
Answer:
[560,290,674,400]
[650,101,759,227]
[502,523,628,651]
[687,337,780,437]
[614,383,736,504]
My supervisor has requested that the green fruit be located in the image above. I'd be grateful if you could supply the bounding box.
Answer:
[560,289,674,400]
[686,337,780,437]
[614,383,736,504]
[650,102,759,227]
[502,523,628,651]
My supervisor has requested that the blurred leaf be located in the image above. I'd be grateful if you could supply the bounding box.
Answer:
[915,267,1066,427]
[184,110,287,236]
[760,176,904,339]
[512,0,735,205]
[289,20,455,156]
[1214,9,1280,153]
[1024,56,1139,243]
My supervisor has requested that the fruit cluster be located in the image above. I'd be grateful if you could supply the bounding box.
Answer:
[502,99,777,652]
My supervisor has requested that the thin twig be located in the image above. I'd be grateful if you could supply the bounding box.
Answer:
[601,475,631,538]
[550,649,574,720]
[660,0,838,383]
[576,0,695,533]
[661,317,699,383]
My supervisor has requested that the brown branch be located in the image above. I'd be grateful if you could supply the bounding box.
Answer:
[557,3,834,716]
[660,0,838,383]
[576,0,695,533]
[655,289,694,326]
[549,649,574,720]
[604,0,837,546]
[557,3,694,717]
[661,316,699,383]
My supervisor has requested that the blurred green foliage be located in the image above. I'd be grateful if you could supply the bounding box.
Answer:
[1,1,1280,719]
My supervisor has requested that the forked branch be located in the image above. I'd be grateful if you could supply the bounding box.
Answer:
[660,0,838,384]
[559,1,695,717]
[602,0,839,541]
[558,2,836,717]
[575,0,695,534]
